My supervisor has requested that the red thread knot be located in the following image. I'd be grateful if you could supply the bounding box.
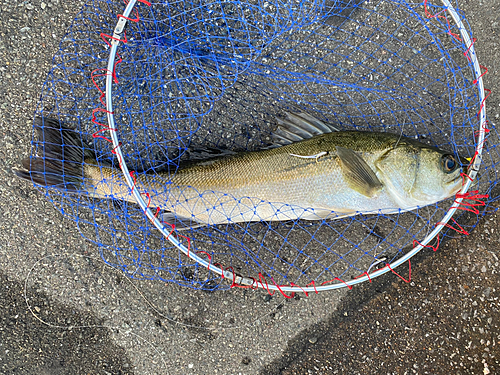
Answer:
[413,235,440,252]
[436,217,469,236]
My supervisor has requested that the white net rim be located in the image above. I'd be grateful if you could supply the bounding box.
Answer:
[102,0,487,292]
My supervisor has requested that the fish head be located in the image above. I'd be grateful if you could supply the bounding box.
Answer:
[410,148,464,204]
[376,143,464,207]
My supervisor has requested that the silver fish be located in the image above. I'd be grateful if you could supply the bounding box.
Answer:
[15,113,465,228]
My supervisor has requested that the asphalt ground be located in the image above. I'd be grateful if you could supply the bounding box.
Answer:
[265,1,500,372]
[0,0,499,374]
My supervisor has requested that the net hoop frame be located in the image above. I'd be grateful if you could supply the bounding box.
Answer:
[102,0,487,292]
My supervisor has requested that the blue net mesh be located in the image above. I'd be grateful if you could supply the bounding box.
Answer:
[27,0,495,291]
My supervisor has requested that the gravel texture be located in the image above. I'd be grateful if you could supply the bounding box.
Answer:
[0,0,499,374]
[263,0,500,373]
[0,3,346,373]
[264,209,500,374]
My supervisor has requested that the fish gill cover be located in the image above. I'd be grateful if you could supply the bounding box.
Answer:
[27,0,493,292]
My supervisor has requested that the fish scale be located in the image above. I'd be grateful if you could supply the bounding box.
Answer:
[16,115,464,228]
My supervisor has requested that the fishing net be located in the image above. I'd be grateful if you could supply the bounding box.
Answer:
[28,0,492,293]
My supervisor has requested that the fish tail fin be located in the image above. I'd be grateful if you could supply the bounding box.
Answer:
[14,117,94,193]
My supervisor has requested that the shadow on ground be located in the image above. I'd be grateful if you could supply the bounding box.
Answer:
[0,271,133,375]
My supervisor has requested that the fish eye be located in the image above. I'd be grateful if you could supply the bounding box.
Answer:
[442,155,457,173]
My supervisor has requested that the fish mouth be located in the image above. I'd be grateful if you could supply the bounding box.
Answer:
[447,173,463,184]
[445,171,464,192]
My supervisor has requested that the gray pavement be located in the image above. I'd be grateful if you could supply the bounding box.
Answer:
[0,0,499,374]
[264,207,500,374]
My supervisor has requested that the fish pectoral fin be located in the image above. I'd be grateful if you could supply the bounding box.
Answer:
[160,212,208,231]
[336,146,383,198]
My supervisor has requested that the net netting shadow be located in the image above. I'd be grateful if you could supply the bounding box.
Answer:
[25,0,493,292]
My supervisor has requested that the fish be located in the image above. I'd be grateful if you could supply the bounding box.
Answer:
[15,113,465,229]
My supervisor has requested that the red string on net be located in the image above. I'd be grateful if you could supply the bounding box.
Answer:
[477,89,491,121]
[320,277,353,290]
[110,143,124,169]
[378,260,412,283]
[139,208,194,257]
[160,221,178,242]
[474,121,491,140]
[178,233,192,257]
[468,126,490,170]
[219,255,410,293]
[99,0,153,84]
[413,234,441,252]
[90,0,200,278]
[213,262,255,291]
[271,277,296,299]
[248,272,272,293]
[424,0,492,237]
[90,69,113,107]
[305,281,320,294]
[463,133,489,175]
[90,108,116,141]
[118,0,151,22]
[129,171,137,192]
[222,266,247,289]
[459,18,490,156]
[198,252,267,291]
[288,282,309,296]
[159,219,193,257]
[90,73,124,168]
[100,31,128,48]
[412,191,488,251]
[196,251,212,271]
[454,191,489,215]
[231,266,354,296]
[464,37,476,59]
[216,265,298,298]
[463,38,488,85]
[453,125,489,226]
[91,0,152,137]
[436,217,470,235]
[424,0,491,123]
[262,275,299,299]
[474,65,488,86]
[423,0,461,41]
[354,271,372,283]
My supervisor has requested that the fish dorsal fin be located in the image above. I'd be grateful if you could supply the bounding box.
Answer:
[273,112,339,145]
[184,146,237,161]
[166,145,238,171]
[336,146,383,198]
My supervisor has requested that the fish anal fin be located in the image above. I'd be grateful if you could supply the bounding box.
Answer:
[336,146,383,198]
[300,209,356,221]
